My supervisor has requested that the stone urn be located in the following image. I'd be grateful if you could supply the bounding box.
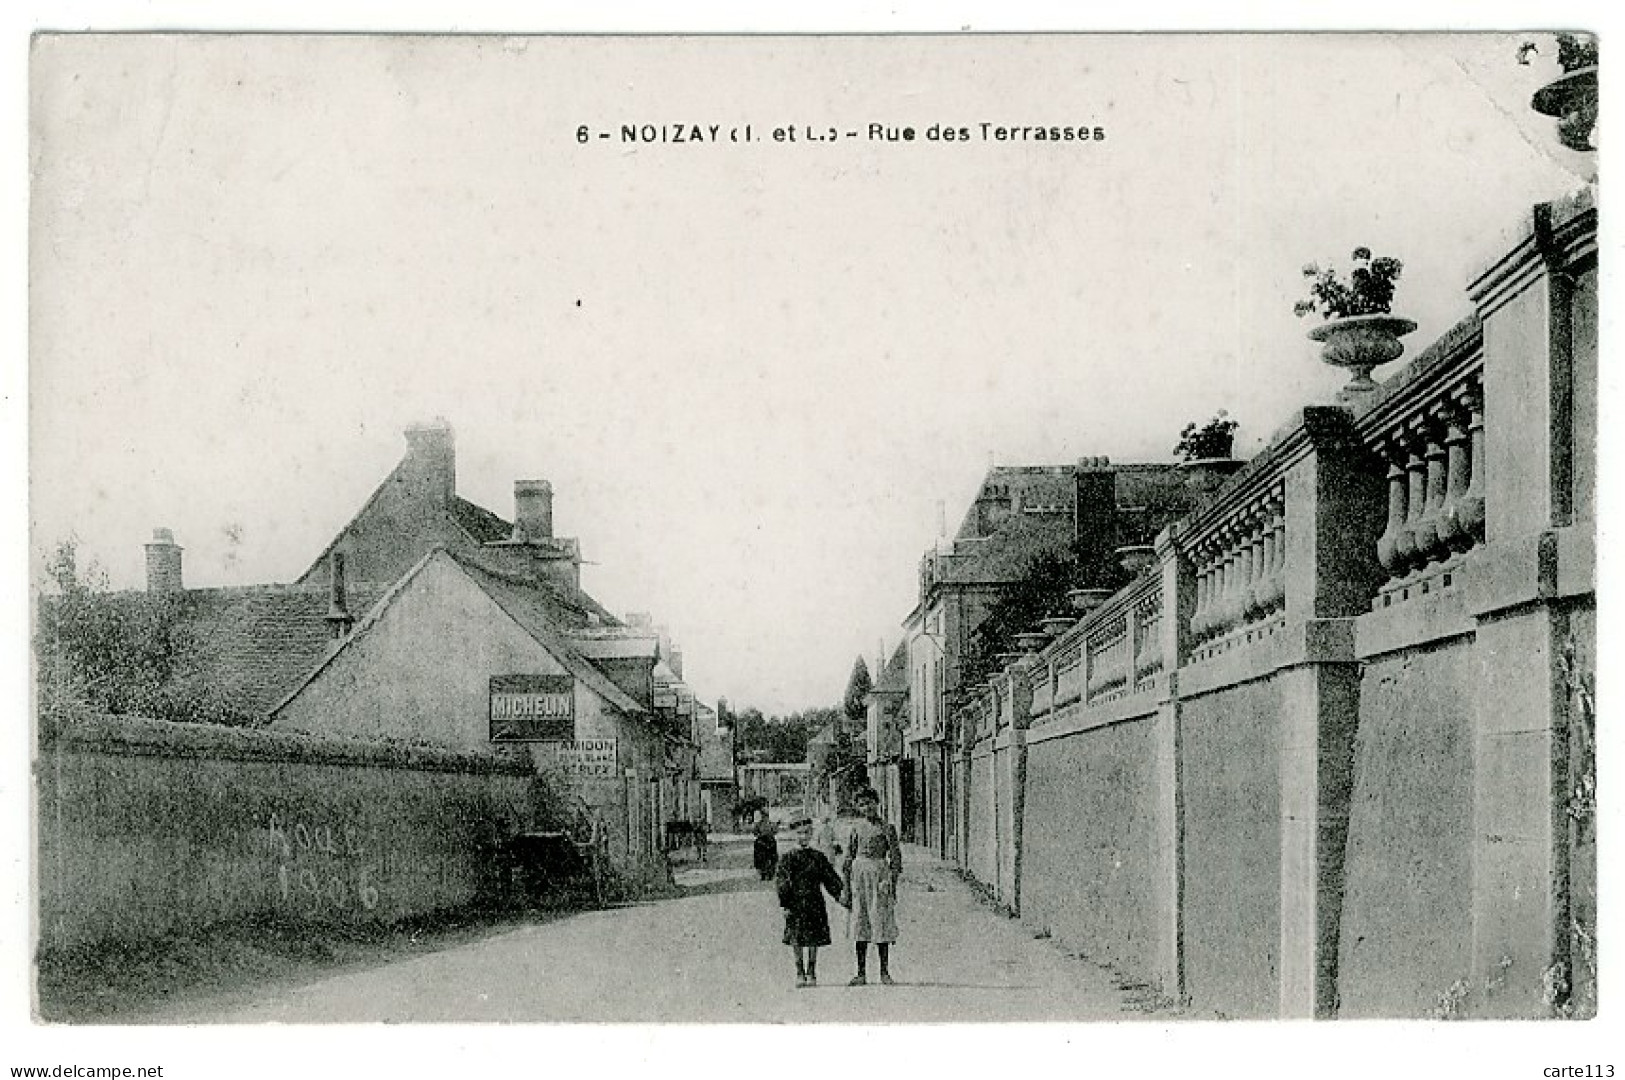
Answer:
[1039,615,1075,638]
[1067,586,1114,614]
[1114,544,1157,576]
[1014,631,1050,654]
[1532,65,1598,153]
[1179,457,1244,494]
[1308,313,1418,394]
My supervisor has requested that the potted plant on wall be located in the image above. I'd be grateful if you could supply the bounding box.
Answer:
[1521,32,1598,154]
[1175,410,1243,493]
[1295,248,1415,395]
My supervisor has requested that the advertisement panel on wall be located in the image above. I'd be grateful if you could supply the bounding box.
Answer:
[536,739,619,780]
[489,674,574,742]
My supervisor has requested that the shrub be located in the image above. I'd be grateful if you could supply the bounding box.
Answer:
[1294,248,1404,321]
[1174,411,1239,461]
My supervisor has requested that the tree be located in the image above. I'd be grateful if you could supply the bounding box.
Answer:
[828,657,874,809]
[842,657,872,728]
[962,544,1125,686]
[35,536,257,726]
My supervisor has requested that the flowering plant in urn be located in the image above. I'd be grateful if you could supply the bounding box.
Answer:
[1295,247,1415,394]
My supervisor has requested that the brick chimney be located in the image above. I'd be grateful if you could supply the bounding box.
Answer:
[144,528,183,593]
[1073,457,1120,587]
[511,480,554,542]
[403,419,456,507]
[325,551,354,640]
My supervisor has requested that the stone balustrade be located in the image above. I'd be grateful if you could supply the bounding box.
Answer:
[1084,612,1130,704]
[1354,319,1486,608]
[1185,477,1288,658]
[1051,637,1084,711]
[1131,588,1163,688]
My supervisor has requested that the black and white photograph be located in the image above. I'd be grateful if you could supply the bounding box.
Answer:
[6,6,1616,1077]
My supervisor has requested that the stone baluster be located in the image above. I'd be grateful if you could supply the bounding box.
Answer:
[1199,542,1219,640]
[1190,549,1210,640]
[1227,525,1247,628]
[1214,535,1235,635]
[1392,427,1427,575]
[1416,417,1450,565]
[1251,503,1272,619]
[1375,444,1409,576]
[1436,393,1472,554]
[1226,527,1247,631]
[1245,506,1268,622]
[1266,492,1287,612]
[1457,383,1487,544]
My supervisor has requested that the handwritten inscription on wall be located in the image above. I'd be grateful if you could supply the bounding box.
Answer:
[266,812,381,912]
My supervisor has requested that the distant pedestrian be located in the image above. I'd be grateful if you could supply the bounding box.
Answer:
[842,787,902,986]
[693,817,709,864]
[775,820,848,987]
[812,814,842,864]
[752,810,780,880]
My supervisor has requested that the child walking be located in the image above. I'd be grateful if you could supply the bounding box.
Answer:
[775,820,848,988]
[842,787,902,986]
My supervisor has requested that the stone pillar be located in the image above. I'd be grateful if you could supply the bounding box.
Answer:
[1275,408,1385,1018]
[1004,657,1036,918]
[1149,526,1193,1000]
[1461,189,1596,1017]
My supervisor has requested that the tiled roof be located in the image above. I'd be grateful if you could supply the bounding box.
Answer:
[272,549,649,720]
[874,641,910,693]
[452,556,647,717]
[175,583,388,718]
[450,496,513,544]
[934,512,1077,585]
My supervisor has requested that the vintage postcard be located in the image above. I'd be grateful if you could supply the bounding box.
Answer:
[14,21,1612,1079]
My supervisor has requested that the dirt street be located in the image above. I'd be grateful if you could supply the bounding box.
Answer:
[164,837,1156,1023]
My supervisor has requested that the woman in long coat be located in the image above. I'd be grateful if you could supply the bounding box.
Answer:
[774,820,847,987]
[751,810,780,880]
[842,787,903,985]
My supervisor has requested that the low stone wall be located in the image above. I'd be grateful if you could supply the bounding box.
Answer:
[1179,680,1283,1019]
[37,712,539,955]
[1021,715,1159,984]
[1336,642,1476,1018]
[967,747,995,888]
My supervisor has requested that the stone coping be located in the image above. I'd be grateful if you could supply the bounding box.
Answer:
[39,711,533,775]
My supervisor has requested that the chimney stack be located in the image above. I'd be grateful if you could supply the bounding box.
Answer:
[511,480,554,543]
[325,551,354,640]
[144,528,183,593]
[403,419,456,507]
[1074,456,1119,587]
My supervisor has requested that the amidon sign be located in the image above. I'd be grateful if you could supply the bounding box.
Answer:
[488,674,574,742]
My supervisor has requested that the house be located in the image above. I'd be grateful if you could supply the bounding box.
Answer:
[105,421,707,886]
[864,642,909,840]
[268,546,681,881]
[691,698,737,829]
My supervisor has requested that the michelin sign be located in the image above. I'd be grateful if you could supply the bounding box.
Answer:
[489,674,574,742]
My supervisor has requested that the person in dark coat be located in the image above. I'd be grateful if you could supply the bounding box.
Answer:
[775,819,848,987]
[751,810,780,880]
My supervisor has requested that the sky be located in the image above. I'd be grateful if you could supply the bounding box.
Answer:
[26,32,1592,716]
[6,4,1621,1079]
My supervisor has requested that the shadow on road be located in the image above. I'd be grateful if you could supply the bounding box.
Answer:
[675,872,769,898]
[860,981,1039,991]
